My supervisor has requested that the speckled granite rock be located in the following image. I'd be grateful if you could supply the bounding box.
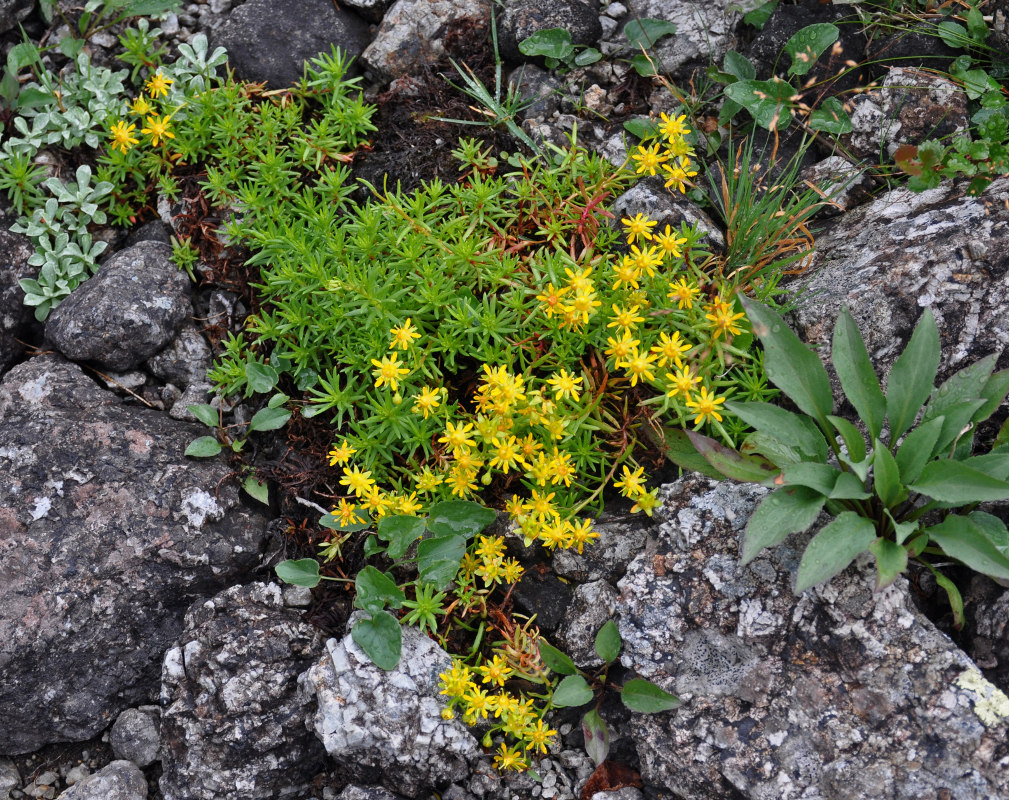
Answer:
[0,212,35,375]
[53,760,146,800]
[616,475,1009,800]
[0,354,271,754]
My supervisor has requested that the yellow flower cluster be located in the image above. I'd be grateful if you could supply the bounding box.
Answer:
[107,71,177,154]
[534,266,602,330]
[458,535,524,588]
[439,657,558,771]
[629,112,699,194]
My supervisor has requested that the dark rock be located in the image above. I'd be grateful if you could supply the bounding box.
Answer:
[159,582,326,800]
[507,64,564,120]
[109,708,160,768]
[498,0,603,62]
[555,580,619,669]
[0,214,35,375]
[0,355,271,754]
[52,760,146,800]
[553,512,650,584]
[622,0,739,75]
[512,568,573,633]
[146,324,213,388]
[338,787,409,800]
[122,220,172,248]
[611,180,725,252]
[971,584,1009,693]
[792,177,1009,387]
[212,0,371,88]
[866,24,962,79]
[44,241,191,372]
[0,0,34,35]
[617,476,1009,799]
[361,0,491,81]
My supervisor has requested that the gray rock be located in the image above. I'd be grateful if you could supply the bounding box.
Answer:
[159,582,326,800]
[54,761,146,800]
[0,213,35,375]
[792,177,1009,386]
[556,580,619,669]
[800,156,874,216]
[0,354,271,754]
[338,0,393,23]
[0,0,34,35]
[44,241,191,371]
[0,759,18,800]
[843,67,969,161]
[146,324,213,388]
[337,788,407,800]
[623,0,738,74]
[508,65,564,120]
[611,180,725,251]
[212,0,371,88]
[110,708,161,768]
[617,475,1009,799]
[972,586,1009,692]
[591,789,642,800]
[361,0,491,81]
[168,381,214,421]
[300,620,489,798]
[498,0,603,62]
[553,512,650,584]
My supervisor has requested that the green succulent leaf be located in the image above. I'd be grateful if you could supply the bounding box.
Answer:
[594,620,622,663]
[785,23,839,76]
[275,557,322,587]
[742,485,826,564]
[925,515,1009,582]
[553,675,594,708]
[895,417,943,484]
[869,537,908,589]
[727,401,829,462]
[795,512,877,593]
[352,611,402,670]
[832,307,886,441]
[621,678,681,713]
[741,297,833,428]
[908,461,1009,504]
[886,309,940,442]
[539,641,578,675]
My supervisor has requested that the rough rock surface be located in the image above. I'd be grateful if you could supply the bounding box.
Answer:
[624,0,738,73]
[617,475,1009,799]
[109,708,161,768]
[556,580,620,669]
[843,67,969,161]
[145,324,213,388]
[497,0,603,62]
[801,156,875,216]
[54,760,146,800]
[0,355,272,754]
[300,619,489,798]
[0,0,34,35]
[611,180,725,251]
[793,177,1009,382]
[212,0,371,87]
[337,788,407,800]
[0,215,36,375]
[44,241,191,371]
[361,0,491,81]
[159,582,325,800]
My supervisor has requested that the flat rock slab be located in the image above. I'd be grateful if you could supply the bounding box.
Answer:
[617,476,1009,800]
[0,355,271,754]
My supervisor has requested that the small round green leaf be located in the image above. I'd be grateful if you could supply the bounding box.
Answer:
[243,474,270,505]
[552,675,594,708]
[275,558,322,588]
[245,361,279,394]
[352,612,402,670]
[624,18,678,50]
[621,678,681,713]
[427,501,497,539]
[248,406,291,432]
[594,620,622,663]
[355,565,406,615]
[538,641,578,675]
[185,436,222,458]
[187,403,220,427]
[785,23,839,76]
[519,28,574,60]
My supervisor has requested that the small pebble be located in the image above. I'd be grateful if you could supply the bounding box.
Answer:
[64,765,89,786]
[605,1,627,16]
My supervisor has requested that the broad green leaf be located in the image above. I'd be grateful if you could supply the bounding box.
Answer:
[969,511,1009,554]
[574,48,602,67]
[908,461,1009,503]
[621,678,681,713]
[187,403,219,427]
[869,538,908,589]
[185,436,222,458]
[539,641,578,675]
[363,534,386,558]
[377,515,427,560]
[355,565,405,615]
[744,0,777,29]
[741,431,804,468]
[519,28,574,60]
[937,20,972,50]
[553,675,594,708]
[785,23,839,76]
[742,485,826,564]
[932,400,986,456]
[887,309,940,441]
[631,53,659,77]
[723,50,756,81]
[795,512,877,592]
[248,406,291,432]
[727,401,828,462]
[275,558,321,587]
[243,475,270,505]
[830,471,872,500]
[623,117,661,140]
[582,709,610,766]
[658,428,725,478]
[924,353,997,422]
[926,515,1009,582]
[594,620,621,663]
[352,612,402,670]
[840,454,871,483]
[724,79,796,131]
[782,462,842,496]
[832,307,885,440]
[427,501,496,539]
[873,439,905,508]
[809,97,852,134]
[417,534,467,589]
[268,392,290,408]
[885,508,919,545]
[974,368,1009,424]
[827,415,866,463]
[931,568,965,630]
[895,417,943,484]
[245,361,279,393]
[686,430,779,483]
[741,297,833,426]
[624,18,678,50]
[959,452,1009,482]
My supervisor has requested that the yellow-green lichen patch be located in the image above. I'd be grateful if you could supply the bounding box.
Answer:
[955,668,1009,727]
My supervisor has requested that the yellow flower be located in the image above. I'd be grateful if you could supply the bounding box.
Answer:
[129,95,153,116]
[371,352,410,391]
[412,385,442,419]
[447,465,478,497]
[613,464,647,497]
[631,487,661,516]
[489,435,524,474]
[415,466,443,493]
[145,70,173,98]
[476,654,513,687]
[393,491,423,515]
[389,317,421,349]
[547,448,576,487]
[611,256,641,291]
[141,114,175,147]
[501,558,524,583]
[563,265,594,293]
[339,465,375,497]
[621,212,657,245]
[623,349,658,386]
[439,661,473,698]
[494,742,528,772]
[666,365,701,399]
[360,488,392,517]
[631,141,669,176]
[667,277,700,309]
[659,112,691,139]
[536,282,570,318]
[521,718,557,754]
[661,156,698,194]
[108,120,138,154]
[439,420,476,452]
[332,498,365,527]
[629,244,663,277]
[523,489,558,521]
[328,440,357,466]
[607,303,645,331]
[652,330,691,368]
[705,304,746,339]
[546,369,583,402]
[567,518,599,553]
[604,331,640,366]
[463,684,492,720]
[685,385,726,427]
[505,494,526,519]
[654,224,688,259]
